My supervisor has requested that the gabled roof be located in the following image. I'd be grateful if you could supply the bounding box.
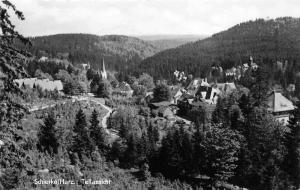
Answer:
[150,101,172,108]
[267,92,295,113]
[119,82,132,91]
[179,93,194,101]
[215,82,236,93]
[173,88,185,98]
[14,78,63,91]
[243,63,249,68]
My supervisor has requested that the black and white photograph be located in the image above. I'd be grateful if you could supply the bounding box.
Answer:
[0,0,300,189]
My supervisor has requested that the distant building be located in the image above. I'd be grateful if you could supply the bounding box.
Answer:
[157,106,174,119]
[225,67,237,77]
[149,101,175,119]
[215,82,236,95]
[267,91,295,125]
[14,78,63,91]
[81,63,90,70]
[196,86,220,104]
[242,56,258,73]
[118,82,134,97]
[242,63,250,72]
[287,84,296,93]
[38,56,48,62]
[172,89,186,104]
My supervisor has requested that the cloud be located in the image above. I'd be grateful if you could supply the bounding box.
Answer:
[9,0,300,36]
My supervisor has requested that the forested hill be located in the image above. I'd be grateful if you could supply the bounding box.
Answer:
[137,17,300,80]
[18,33,159,72]
[137,34,206,50]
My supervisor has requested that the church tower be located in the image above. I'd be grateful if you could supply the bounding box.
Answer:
[100,58,107,80]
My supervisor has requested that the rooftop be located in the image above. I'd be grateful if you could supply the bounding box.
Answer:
[267,91,295,113]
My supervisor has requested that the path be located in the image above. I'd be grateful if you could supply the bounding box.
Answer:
[28,95,118,141]
[89,98,118,140]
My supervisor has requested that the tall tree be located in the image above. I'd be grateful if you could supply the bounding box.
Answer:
[250,67,269,107]
[37,113,59,155]
[285,101,300,188]
[0,1,31,189]
[89,109,107,152]
[123,134,139,168]
[159,126,194,178]
[237,107,288,189]
[201,124,242,186]
[96,79,112,98]
[72,109,94,159]
[138,73,155,90]
[153,83,171,102]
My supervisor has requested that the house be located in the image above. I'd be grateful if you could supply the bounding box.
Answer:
[14,78,63,91]
[174,70,187,82]
[251,62,258,70]
[149,101,172,109]
[186,78,209,96]
[267,91,295,125]
[171,88,186,104]
[242,63,249,72]
[38,56,48,62]
[149,101,176,119]
[215,82,236,95]
[118,82,134,97]
[186,78,201,90]
[287,84,296,93]
[249,56,258,70]
[145,91,154,103]
[157,106,174,119]
[197,85,221,104]
[225,67,237,77]
[81,63,90,70]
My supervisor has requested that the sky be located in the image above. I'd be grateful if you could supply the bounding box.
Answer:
[10,0,300,37]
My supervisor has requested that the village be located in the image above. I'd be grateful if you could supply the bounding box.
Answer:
[2,1,300,189]
[14,55,296,128]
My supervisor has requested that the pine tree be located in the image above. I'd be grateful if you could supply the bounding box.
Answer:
[37,113,59,155]
[96,79,112,98]
[89,109,107,152]
[285,101,300,188]
[123,135,139,168]
[192,127,205,175]
[250,67,269,107]
[153,83,171,102]
[140,163,151,181]
[72,109,94,159]
[180,126,194,175]
[239,107,287,189]
[147,123,159,152]
[0,2,31,189]
[137,132,149,164]
[201,124,242,186]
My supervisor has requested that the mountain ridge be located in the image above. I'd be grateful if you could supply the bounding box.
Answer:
[17,33,160,72]
[136,17,300,80]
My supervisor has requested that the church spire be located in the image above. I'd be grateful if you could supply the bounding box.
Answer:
[100,58,107,80]
[102,58,106,73]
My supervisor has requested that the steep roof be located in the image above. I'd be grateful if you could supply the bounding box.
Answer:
[267,92,295,113]
[14,78,63,91]
[215,82,236,94]
[150,101,172,108]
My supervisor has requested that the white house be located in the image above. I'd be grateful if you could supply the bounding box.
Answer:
[267,91,295,125]
[14,78,63,91]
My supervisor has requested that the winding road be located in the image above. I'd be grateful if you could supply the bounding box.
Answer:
[28,95,118,141]
[89,98,118,141]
